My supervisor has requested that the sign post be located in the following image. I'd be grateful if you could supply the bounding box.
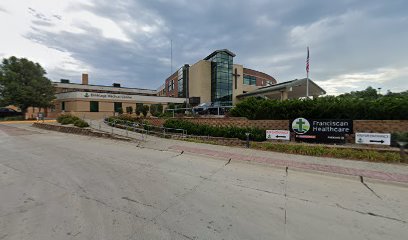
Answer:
[355,133,391,146]
[290,117,352,144]
[266,130,290,141]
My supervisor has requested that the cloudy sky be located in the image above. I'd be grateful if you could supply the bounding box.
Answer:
[0,0,407,95]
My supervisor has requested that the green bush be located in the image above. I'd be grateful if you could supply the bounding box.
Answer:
[150,104,164,117]
[136,103,144,116]
[73,119,89,128]
[57,114,80,125]
[126,106,133,114]
[391,132,408,147]
[230,95,408,120]
[164,119,266,141]
[60,118,73,125]
[142,105,150,117]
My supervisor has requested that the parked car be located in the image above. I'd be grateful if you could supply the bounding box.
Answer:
[0,108,23,118]
[192,102,227,115]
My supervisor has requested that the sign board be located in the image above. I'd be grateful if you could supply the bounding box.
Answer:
[290,118,353,144]
[55,91,185,104]
[266,130,290,141]
[355,133,391,146]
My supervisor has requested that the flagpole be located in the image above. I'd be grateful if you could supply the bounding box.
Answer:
[306,70,309,98]
[306,47,309,98]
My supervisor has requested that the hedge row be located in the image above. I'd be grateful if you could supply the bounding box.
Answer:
[164,119,266,141]
[229,96,408,120]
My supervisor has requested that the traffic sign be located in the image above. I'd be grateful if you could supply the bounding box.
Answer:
[355,132,391,146]
[266,130,290,141]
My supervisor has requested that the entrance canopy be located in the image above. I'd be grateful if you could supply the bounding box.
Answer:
[236,78,326,100]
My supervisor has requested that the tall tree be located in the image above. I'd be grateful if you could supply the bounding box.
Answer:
[0,56,55,113]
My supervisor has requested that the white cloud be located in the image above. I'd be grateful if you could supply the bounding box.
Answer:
[289,11,362,47]
[316,67,408,95]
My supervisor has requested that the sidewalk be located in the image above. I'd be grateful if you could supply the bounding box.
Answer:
[88,120,408,185]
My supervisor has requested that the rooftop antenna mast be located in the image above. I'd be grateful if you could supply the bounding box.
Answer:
[170,39,173,74]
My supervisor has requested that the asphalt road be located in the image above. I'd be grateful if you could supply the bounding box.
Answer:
[0,124,407,240]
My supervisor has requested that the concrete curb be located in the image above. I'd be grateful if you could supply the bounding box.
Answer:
[168,145,408,187]
[32,123,135,142]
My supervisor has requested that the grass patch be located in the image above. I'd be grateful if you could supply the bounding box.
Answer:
[251,142,402,163]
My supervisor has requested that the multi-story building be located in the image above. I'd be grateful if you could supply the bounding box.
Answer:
[51,74,184,119]
[163,49,277,106]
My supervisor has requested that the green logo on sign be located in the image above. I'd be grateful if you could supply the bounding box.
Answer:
[84,92,89,98]
[292,118,310,134]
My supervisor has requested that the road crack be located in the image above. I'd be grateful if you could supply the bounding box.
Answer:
[360,176,382,199]
[335,203,406,224]
[122,196,157,209]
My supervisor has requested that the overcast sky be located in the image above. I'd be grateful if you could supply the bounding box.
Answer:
[0,0,407,95]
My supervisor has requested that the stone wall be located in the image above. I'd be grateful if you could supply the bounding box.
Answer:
[171,135,245,147]
[353,120,408,133]
[32,123,130,141]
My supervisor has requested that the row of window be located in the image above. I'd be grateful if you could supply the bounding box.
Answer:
[243,75,257,86]
[61,101,129,113]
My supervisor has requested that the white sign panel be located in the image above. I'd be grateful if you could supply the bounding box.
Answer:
[355,132,391,146]
[266,130,290,141]
[56,91,185,103]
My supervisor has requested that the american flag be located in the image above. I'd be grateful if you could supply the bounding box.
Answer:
[306,47,310,73]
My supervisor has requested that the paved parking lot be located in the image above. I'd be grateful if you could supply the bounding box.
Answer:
[1,124,407,239]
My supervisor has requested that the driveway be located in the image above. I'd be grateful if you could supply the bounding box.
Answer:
[0,123,407,239]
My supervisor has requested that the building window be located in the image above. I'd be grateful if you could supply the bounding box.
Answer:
[178,68,184,97]
[114,102,122,113]
[243,75,257,85]
[209,51,233,105]
[90,101,99,112]
[61,102,65,111]
[177,65,189,98]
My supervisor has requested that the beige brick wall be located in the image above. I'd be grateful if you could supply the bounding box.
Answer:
[189,60,212,103]
[354,120,408,133]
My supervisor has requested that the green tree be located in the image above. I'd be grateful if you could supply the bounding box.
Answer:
[0,56,55,114]
[126,106,133,114]
[338,86,379,99]
[136,103,143,115]
[150,103,163,117]
[142,105,150,117]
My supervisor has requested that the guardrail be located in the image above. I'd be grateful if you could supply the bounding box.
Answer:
[102,118,187,138]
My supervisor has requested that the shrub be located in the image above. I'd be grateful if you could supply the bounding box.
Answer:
[230,95,408,120]
[60,118,73,125]
[391,132,408,147]
[73,119,89,128]
[142,105,150,117]
[150,104,164,117]
[136,103,144,116]
[164,119,266,141]
[57,114,72,123]
[126,106,133,114]
[57,114,80,125]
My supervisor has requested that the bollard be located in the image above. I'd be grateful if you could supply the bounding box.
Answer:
[245,133,250,148]
[397,141,407,163]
